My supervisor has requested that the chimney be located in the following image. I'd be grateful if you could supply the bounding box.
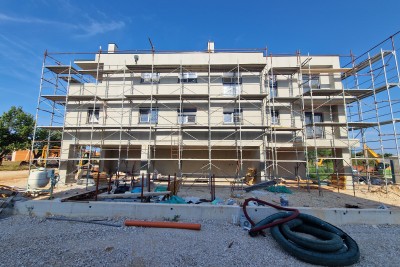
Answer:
[207,41,214,53]
[108,43,118,53]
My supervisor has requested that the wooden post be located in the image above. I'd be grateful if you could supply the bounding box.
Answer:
[95,171,100,201]
[211,174,216,201]
[167,174,171,199]
[107,173,112,194]
[147,173,151,192]
[173,172,177,196]
[141,173,144,202]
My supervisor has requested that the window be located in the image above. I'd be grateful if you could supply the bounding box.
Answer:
[87,107,99,124]
[141,73,160,84]
[223,72,242,96]
[223,108,243,124]
[270,109,279,125]
[223,84,241,96]
[269,75,278,97]
[305,112,323,138]
[302,74,320,90]
[139,108,158,124]
[178,109,196,124]
[178,72,197,83]
[222,72,242,84]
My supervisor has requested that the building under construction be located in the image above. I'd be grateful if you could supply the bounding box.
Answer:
[32,34,400,193]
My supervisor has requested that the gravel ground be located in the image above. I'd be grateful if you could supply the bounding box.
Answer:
[1,215,399,267]
[177,183,400,210]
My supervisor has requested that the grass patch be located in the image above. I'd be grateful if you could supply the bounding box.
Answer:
[308,164,334,181]
[0,161,30,171]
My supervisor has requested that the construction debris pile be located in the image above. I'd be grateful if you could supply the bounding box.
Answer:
[0,185,18,216]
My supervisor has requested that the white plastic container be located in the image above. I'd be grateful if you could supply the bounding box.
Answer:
[28,168,50,188]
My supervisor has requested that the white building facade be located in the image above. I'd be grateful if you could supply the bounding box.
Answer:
[40,43,359,184]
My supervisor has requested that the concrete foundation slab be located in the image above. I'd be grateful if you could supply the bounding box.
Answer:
[13,200,400,225]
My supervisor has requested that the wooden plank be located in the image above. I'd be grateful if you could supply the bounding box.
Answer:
[60,187,108,202]
[97,191,171,200]
[244,180,277,192]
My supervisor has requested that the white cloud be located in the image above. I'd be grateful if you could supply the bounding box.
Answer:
[0,13,56,24]
[0,12,125,37]
[0,34,43,84]
[0,33,43,60]
[75,20,125,37]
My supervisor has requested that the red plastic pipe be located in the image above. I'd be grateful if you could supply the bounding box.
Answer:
[124,220,201,231]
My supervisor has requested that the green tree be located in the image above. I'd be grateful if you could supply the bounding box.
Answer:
[384,153,393,158]
[31,128,62,164]
[0,106,35,165]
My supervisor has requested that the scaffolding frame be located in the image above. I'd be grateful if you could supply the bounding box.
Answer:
[342,33,400,192]
[30,34,400,197]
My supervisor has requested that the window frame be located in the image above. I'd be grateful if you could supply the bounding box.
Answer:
[223,108,243,124]
[302,74,320,90]
[269,75,278,97]
[270,109,280,125]
[222,72,242,84]
[139,108,158,124]
[87,107,100,124]
[305,112,324,138]
[178,108,197,124]
[223,84,242,96]
[178,72,198,83]
[140,73,160,84]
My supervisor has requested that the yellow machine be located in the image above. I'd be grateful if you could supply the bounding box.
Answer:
[37,145,60,166]
[363,144,381,163]
[75,149,100,180]
[362,144,391,177]
[78,151,90,166]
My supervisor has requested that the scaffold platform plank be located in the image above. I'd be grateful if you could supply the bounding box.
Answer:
[46,65,77,74]
[341,51,392,79]
[42,95,67,102]
[302,89,342,96]
[125,94,209,100]
[270,96,300,102]
[309,122,347,127]
[269,126,302,131]
[67,95,103,101]
[302,68,352,74]
[268,67,299,75]
[344,83,398,101]
[59,76,81,84]
[343,89,373,97]
[126,63,266,73]
[347,122,379,130]
[74,61,104,70]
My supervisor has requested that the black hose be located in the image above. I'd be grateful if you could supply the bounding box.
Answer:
[244,199,360,266]
[242,198,299,236]
[281,219,344,252]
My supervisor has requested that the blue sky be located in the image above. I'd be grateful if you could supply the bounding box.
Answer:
[0,0,399,116]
